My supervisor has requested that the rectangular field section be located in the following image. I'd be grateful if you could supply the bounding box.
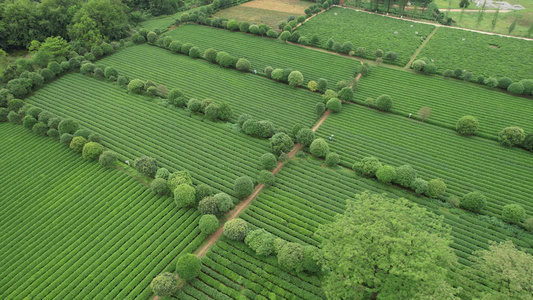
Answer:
[0,124,204,300]
[25,73,269,196]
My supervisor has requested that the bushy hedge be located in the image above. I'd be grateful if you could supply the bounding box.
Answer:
[176,254,202,281]
[223,218,248,241]
[199,214,219,234]
[461,191,487,213]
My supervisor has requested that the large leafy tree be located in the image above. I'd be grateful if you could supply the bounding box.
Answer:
[317,192,459,300]
[68,15,103,47]
[70,0,129,43]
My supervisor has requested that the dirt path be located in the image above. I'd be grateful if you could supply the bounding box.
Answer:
[404,26,439,69]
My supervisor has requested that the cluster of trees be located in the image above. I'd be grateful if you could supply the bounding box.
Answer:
[411,57,438,75]
[363,94,393,111]
[304,0,336,17]
[353,156,448,198]
[150,254,202,297]
[238,114,282,139]
[263,66,304,87]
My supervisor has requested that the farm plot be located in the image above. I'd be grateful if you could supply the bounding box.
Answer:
[238,159,533,298]
[212,6,298,29]
[25,73,269,196]
[140,5,211,30]
[295,7,435,66]
[167,25,359,85]
[0,124,204,300]
[98,44,320,129]
[355,67,533,137]
[315,105,533,218]
[172,239,325,299]
[417,27,533,81]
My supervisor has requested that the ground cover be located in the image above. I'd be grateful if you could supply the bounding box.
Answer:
[212,6,298,29]
[295,6,436,66]
[25,73,269,196]
[416,26,533,80]
[0,123,204,300]
[314,104,533,218]
[447,10,533,38]
[98,44,320,129]
[167,25,359,85]
[354,66,533,137]
[238,158,533,298]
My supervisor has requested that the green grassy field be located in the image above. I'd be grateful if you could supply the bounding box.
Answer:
[314,104,533,218]
[417,27,533,81]
[98,44,321,129]
[354,66,533,137]
[447,10,533,38]
[167,25,359,85]
[25,73,269,196]
[0,123,204,300]
[140,5,210,30]
[295,7,436,66]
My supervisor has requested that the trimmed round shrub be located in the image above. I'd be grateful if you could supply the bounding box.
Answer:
[99,150,117,168]
[0,108,9,122]
[288,71,303,87]
[271,68,284,81]
[223,218,248,241]
[47,128,59,139]
[280,31,291,42]
[74,128,92,139]
[338,87,354,102]
[40,68,54,81]
[296,128,315,146]
[199,196,219,215]
[242,119,259,136]
[37,111,53,124]
[245,229,276,256]
[88,133,101,143]
[239,21,250,32]
[216,52,237,68]
[218,102,232,122]
[461,191,487,213]
[187,98,201,113]
[375,94,393,112]
[394,165,417,187]
[523,134,533,151]
[27,107,42,118]
[325,152,340,167]
[502,204,526,224]
[298,36,308,45]
[174,184,196,208]
[7,99,24,112]
[308,80,318,91]
[260,153,278,170]
[47,117,61,129]
[519,79,533,95]
[188,46,201,58]
[497,77,513,89]
[195,184,213,205]
[443,69,454,78]
[204,48,217,62]
[117,75,129,86]
[322,90,338,103]
[411,59,426,71]
[22,116,38,130]
[267,30,278,38]
[410,178,429,195]
[427,178,447,198]
[70,136,87,153]
[205,103,220,121]
[151,178,169,195]
[32,122,48,136]
[485,77,498,88]
[376,165,396,183]
[167,170,193,191]
[507,82,524,94]
[167,88,183,105]
[278,242,304,272]
[226,19,240,31]
[238,113,252,127]
[155,168,171,180]
[317,78,328,93]
[199,214,219,234]
[180,43,194,55]
[134,156,158,177]
[258,170,275,186]
[82,142,104,160]
[270,132,294,156]
[128,79,145,94]
[150,272,178,297]
[353,156,382,177]
[169,40,182,53]
[524,217,533,232]
[498,127,525,147]
[456,115,479,136]
[326,98,342,113]
[200,99,213,113]
[60,133,73,145]
[310,138,329,158]
[176,254,202,281]
[236,58,251,72]
[214,192,233,214]
[342,41,354,54]
[332,42,342,52]
[147,31,157,44]
[234,176,254,199]
[7,111,21,123]
[423,63,437,74]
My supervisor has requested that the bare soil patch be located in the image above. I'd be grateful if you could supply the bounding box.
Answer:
[241,0,310,14]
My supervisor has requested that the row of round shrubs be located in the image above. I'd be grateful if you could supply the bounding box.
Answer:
[150,253,202,297]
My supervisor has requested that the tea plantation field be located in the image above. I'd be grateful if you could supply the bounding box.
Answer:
[417,27,533,81]
[98,44,320,129]
[0,124,204,300]
[295,7,435,65]
[25,73,269,196]
[355,67,533,137]
[315,105,533,218]
[167,25,359,85]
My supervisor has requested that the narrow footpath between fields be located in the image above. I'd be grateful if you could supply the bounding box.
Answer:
[404,26,439,69]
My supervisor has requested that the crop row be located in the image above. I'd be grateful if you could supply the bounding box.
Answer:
[354,66,533,137]
[0,124,204,300]
[238,158,533,297]
[417,27,533,81]
[25,73,269,196]
[316,104,533,217]
[98,43,321,129]
[295,7,435,66]
[167,24,359,85]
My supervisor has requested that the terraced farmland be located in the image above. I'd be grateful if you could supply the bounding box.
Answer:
[238,159,533,298]
[295,7,435,65]
[315,104,533,218]
[355,67,533,137]
[0,124,204,300]
[167,25,359,84]
[99,44,320,129]
[417,27,533,81]
[25,73,269,196]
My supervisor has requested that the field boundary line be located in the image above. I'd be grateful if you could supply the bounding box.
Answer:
[404,26,439,69]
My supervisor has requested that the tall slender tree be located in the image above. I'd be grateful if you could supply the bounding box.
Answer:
[491,8,500,32]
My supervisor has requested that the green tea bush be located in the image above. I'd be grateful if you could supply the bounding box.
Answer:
[310,138,329,157]
[501,204,526,224]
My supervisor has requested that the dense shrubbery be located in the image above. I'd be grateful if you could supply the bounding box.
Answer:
[456,115,479,136]
[501,204,526,224]
[234,176,254,199]
[223,218,248,241]
[498,127,525,147]
[461,191,487,213]
[176,254,202,281]
[199,214,219,234]
[134,156,158,177]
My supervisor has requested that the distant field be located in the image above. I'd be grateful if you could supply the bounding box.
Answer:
[213,6,297,29]
[140,6,210,30]
[315,105,533,218]
[447,10,533,38]
[354,67,533,137]
[296,7,435,66]
[98,44,321,129]
[168,25,359,85]
[240,0,309,14]
[26,73,270,196]
[417,27,533,80]
[0,124,204,300]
